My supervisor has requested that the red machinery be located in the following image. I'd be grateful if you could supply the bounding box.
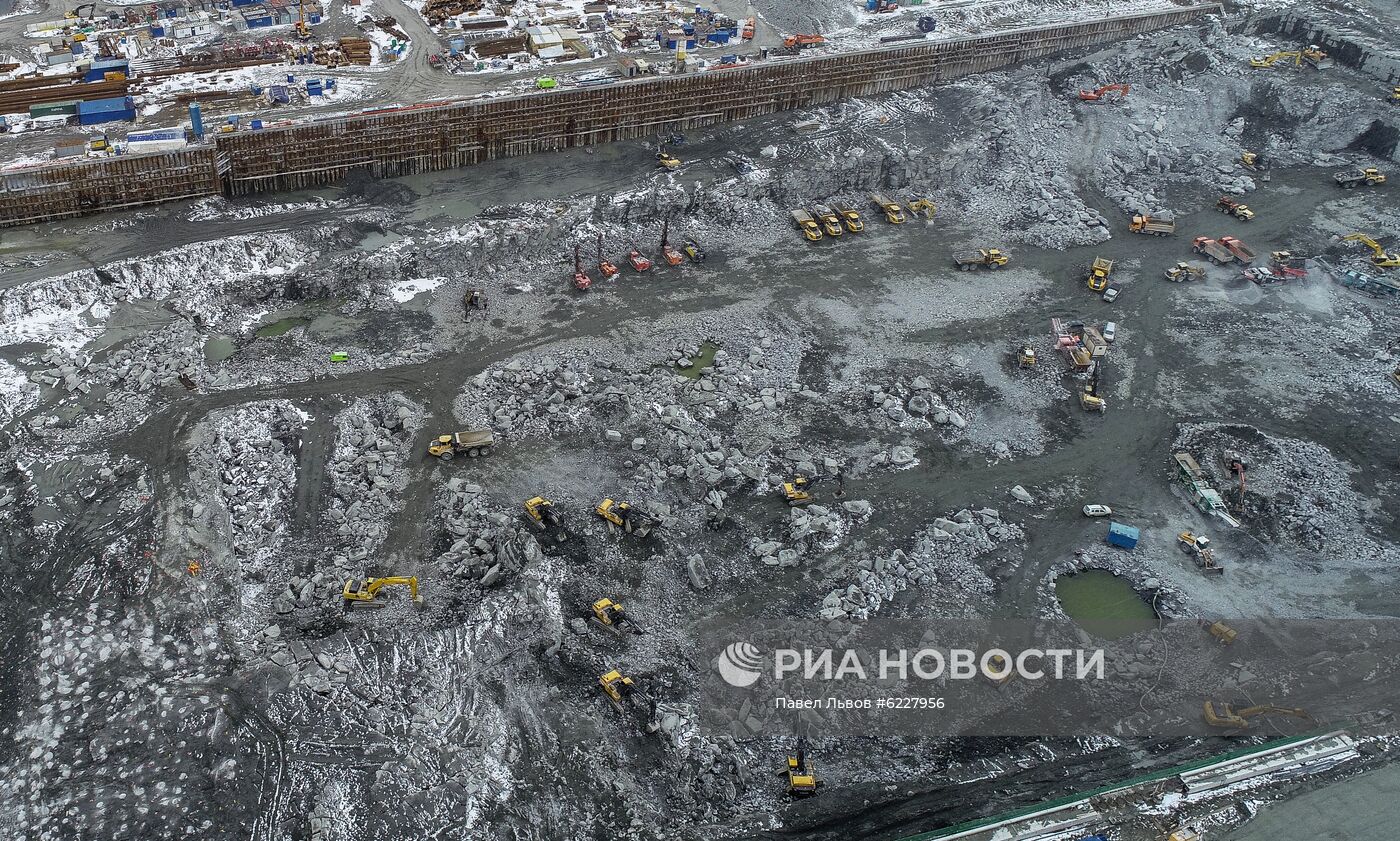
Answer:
[597,233,619,278]
[660,220,683,266]
[1078,83,1131,102]
[627,247,652,272]
[782,33,825,50]
[572,245,592,291]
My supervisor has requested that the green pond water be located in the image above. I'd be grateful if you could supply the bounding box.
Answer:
[1055,570,1158,639]
[255,316,312,337]
[676,341,720,379]
[203,335,237,363]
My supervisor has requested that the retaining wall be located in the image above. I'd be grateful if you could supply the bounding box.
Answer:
[0,4,1221,228]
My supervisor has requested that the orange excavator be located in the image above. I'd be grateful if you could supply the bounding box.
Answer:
[660,220,684,266]
[1078,83,1130,102]
[572,244,591,291]
[597,232,619,279]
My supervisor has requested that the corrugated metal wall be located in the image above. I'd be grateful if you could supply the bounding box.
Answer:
[0,4,1220,227]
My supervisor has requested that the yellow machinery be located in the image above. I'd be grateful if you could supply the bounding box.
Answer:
[1201,619,1238,645]
[953,248,1010,270]
[595,499,656,537]
[907,198,936,219]
[834,205,864,232]
[296,0,310,40]
[791,209,823,242]
[524,496,568,544]
[1203,700,1309,731]
[1080,366,1106,413]
[1391,86,1400,103]
[1335,167,1386,188]
[1301,45,1332,67]
[428,428,494,460]
[869,193,906,224]
[1241,151,1261,170]
[343,576,422,607]
[813,205,844,237]
[1249,50,1303,68]
[1392,365,1400,387]
[656,150,680,169]
[599,669,659,731]
[1129,214,1176,236]
[1178,531,1224,575]
[1164,262,1206,283]
[1168,829,1202,841]
[1087,256,1113,291]
[592,598,644,635]
[782,476,814,506]
[1340,233,1400,268]
[1017,346,1037,368]
[785,739,819,796]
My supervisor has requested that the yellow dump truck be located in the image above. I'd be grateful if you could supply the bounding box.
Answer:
[1087,257,1114,291]
[952,249,1010,270]
[791,209,823,241]
[869,193,906,224]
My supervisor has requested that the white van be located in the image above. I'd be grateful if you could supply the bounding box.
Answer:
[1103,322,1117,342]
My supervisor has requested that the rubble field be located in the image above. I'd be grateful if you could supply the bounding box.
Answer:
[3,2,1400,840]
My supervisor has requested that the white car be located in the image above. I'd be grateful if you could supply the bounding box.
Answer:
[1082,504,1113,517]
[1103,322,1117,342]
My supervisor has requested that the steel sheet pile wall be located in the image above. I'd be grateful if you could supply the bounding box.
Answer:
[0,4,1219,227]
[220,4,1218,196]
[0,148,220,227]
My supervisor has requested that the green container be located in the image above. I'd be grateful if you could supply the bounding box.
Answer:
[29,100,79,118]
[330,351,349,362]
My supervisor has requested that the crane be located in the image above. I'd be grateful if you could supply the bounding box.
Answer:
[1340,233,1400,268]
[296,0,311,40]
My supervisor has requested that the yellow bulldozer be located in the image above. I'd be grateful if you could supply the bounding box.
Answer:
[1200,619,1238,645]
[1203,700,1309,732]
[343,576,422,608]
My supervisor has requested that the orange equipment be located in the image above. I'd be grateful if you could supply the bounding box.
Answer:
[597,233,619,278]
[660,220,683,266]
[1078,83,1130,102]
[783,33,825,50]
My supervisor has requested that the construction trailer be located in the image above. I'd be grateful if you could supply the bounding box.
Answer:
[1106,522,1140,549]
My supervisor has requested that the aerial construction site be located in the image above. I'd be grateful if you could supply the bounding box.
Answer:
[3,0,1400,838]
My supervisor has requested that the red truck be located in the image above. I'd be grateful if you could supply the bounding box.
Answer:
[1192,236,1234,265]
[1219,236,1257,265]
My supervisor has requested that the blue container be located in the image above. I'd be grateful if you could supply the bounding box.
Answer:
[70,42,84,54]
[84,58,129,82]
[1106,522,1140,549]
[189,102,204,138]
[309,12,321,23]
[681,23,694,35]
[150,24,165,36]
[249,84,263,95]
[250,119,263,129]
[165,8,177,17]
[918,15,937,32]
[707,31,729,44]
[77,96,136,125]
[719,53,736,63]
[866,0,878,8]
[324,78,336,89]
[286,74,295,83]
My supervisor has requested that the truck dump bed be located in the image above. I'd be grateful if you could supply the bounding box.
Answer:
[453,429,494,447]
[1193,238,1234,264]
[1219,236,1257,264]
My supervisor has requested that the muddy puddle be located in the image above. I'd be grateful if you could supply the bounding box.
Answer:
[1055,570,1157,639]
[676,340,720,379]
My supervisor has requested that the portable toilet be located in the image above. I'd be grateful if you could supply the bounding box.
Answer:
[1106,522,1140,550]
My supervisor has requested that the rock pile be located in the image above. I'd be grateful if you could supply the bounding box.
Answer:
[196,402,302,564]
[326,395,421,552]
[433,478,545,587]
[823,508,1021,620]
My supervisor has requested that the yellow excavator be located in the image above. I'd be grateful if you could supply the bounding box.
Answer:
[782,476,815,506]
[524,496,568,544]
[1249,50,1304,69]
[592,598,644,635]
[595,499,657,537]
[1200,619,1238,645]
[1340,233,1400,268]
[599,669,659,732]
[907,197,936,219]
[343,576,422,607]
[784,739,820,796]
[1203,700,1309,731]
[656,149,680,170]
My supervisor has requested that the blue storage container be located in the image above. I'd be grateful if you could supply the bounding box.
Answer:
[84,58,129,82]
[250,119,263,129]
[309,12,321,23]
[77,96,136,125]
[70,42,83,54]
[150,24,165,36]
[1106,522,1140,549]
[324,78,336,90]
